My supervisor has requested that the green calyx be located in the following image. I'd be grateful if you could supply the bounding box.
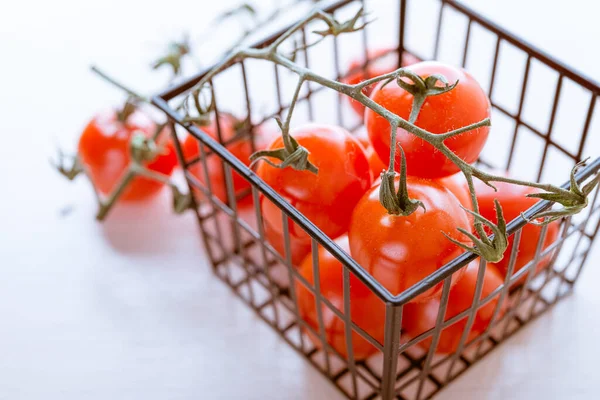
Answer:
[151,35,191,77]
[313,7,370,37]
[250,134,317,174]
[249,115,317,174]
[383,70,459,124]
[378,147,425,216]
[526,158,600,225]
[129,132,163,164]
[443,199,508,263]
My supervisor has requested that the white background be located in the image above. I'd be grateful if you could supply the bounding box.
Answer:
[1,0,599,399]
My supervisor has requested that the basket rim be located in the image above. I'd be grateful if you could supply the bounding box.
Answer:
[152,0,600,306]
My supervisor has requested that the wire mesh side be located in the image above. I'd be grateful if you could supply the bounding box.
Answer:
[150,0,600,399]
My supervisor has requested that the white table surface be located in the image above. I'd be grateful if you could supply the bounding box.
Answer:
[1,1,599,399]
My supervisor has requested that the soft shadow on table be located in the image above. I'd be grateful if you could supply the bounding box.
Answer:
[98,190,197,255]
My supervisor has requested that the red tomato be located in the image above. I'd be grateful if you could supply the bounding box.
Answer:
[365,61,491,179]
[438,173,471,211]
[348,177,470,303]
[438,172,474,225]
[183,113,254,205]
[342,49,420,117]
[258,124,372,265]
[403,262,507,354]
[78,110,177,202]
[296,236,385,360]
[474,178,560,286]
[356,132,386,181]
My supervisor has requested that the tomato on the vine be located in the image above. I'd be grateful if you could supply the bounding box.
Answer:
[348,176,470,303]
[258,124,372,265]
[474,178,560,285]
[183,113,259,205]
[342,48,419,117]
[296,236,385,360]
[365,61,491,179]
[78,110,177,202]
[403,262,507,354]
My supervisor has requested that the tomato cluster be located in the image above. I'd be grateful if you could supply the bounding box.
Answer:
[254,55,560,360]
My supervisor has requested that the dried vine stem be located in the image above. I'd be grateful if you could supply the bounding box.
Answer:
[152,0,307,78]
[180,6,598,262]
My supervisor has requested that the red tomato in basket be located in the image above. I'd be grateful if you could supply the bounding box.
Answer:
[183,113,264,206]
[297,236,385,360]
[342,48,420,117]
[78,109,177,202]
[437,172,474,225]
[365,61,491,179]
[438,173,472,212]
[474,178,560,286]
[403,262,507,354]
[258,124,372,265]
[348,176,470,303]
[357,132,386,180]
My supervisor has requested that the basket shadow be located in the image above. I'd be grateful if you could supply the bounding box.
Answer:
[99,189,197,255]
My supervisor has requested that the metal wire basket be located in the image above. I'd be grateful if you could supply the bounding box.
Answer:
[152,0,600,398]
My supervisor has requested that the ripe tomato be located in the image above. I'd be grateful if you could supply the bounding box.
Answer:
[342,48,419,117]
[474,178,560,285]
[356,131,386,181]
[348,177,470,303]
[438,172,474,225]
[365,61,491,179]
[183,113,256,205]
[438,173,471,211]
[296,236,386,360]
[258,124,372,265]
[78,110,177,202]
[403,262,506,354]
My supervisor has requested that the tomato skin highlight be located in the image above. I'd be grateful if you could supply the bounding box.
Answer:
[437,172,474,225]
[348,176,470,303]
[403,262,507,354]
[356,133,386,181]
[78,110,177,202]
[474,179,560,285]
[258,124,372,265]
[438,173,472,212]
[342,49,420,117]
[365,61,491,179]
[296,236,385,360]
